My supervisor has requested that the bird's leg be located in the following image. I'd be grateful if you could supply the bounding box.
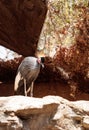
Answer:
[30,82,34,97]
[24,79,27,96]
[27,82,34,97]
[26,86,31,95]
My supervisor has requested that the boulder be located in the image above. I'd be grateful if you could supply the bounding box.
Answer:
[0,96,89,130]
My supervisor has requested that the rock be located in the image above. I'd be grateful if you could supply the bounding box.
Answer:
[0,112,23,130]
[0,0,47,56]
[0,95,89,130]
[82,116,89,129]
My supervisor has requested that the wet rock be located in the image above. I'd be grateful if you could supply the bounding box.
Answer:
[0,96,89,130]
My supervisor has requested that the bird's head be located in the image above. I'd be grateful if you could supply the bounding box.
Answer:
[37,57,45,68]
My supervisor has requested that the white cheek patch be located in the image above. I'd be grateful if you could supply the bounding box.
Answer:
[14,72,23,91]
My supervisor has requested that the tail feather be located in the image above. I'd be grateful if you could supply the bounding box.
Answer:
[14,72,22,91]
[14,72,24,95]
[14,72,33,96]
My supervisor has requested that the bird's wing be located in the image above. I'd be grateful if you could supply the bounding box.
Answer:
[18,57,39,78]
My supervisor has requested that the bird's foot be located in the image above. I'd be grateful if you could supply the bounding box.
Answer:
[30,92,33,97]
[25,92,27,96]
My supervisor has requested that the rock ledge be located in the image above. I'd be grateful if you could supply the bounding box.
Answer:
[0,96,89,130]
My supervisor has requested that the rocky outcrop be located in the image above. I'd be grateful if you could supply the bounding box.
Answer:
[0,0,47,56]
[0,57,23,81]
[0,95,89,130]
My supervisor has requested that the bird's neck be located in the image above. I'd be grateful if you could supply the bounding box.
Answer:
[37,58,41,64]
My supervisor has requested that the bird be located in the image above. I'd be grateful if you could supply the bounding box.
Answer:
[14,56,44,97]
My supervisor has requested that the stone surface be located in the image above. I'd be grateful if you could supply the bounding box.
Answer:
[0,0,47,56]
[82,116,89,129]
[0,96,89,130]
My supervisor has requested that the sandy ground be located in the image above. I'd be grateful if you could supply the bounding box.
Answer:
[0,81,89,101]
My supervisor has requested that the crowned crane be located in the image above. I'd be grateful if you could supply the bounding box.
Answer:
[14,56,44,97]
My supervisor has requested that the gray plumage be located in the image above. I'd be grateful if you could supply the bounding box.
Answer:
[14,56,44,96]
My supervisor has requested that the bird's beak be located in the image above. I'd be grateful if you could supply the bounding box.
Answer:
[41,63,44,68]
